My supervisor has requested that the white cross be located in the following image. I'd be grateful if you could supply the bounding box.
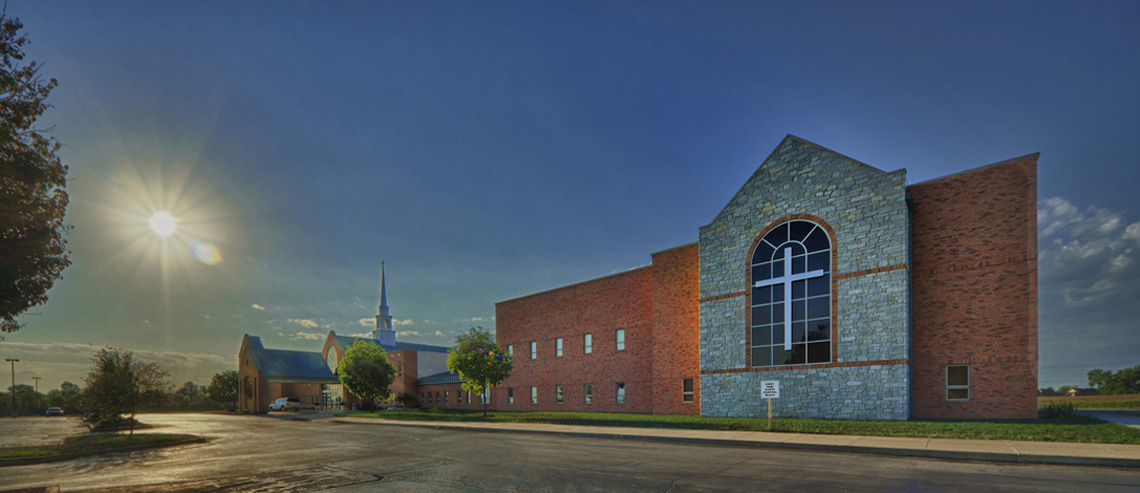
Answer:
[754,247,826,350]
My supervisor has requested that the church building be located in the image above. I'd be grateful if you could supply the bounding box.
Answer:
[237,266,470,413]
[492,135,1037,420]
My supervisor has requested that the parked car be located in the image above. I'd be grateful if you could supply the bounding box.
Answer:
[268,397,301,411]
[46,407,64,417]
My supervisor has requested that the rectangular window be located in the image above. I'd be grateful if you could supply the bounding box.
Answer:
[584,383,592,404]
[508,345,513,357]
[435,391,440,404]
[616,382,626,404]
[530,341,537,359]
[530,386,538,405]
[616,329,625,351]
[467,391,471,404]
[584,333,592,354]
[556,338,563,357]
[556,385,564,404]
[682,378,694,403]
[481,388,490,405]
[444,391,449,405]
[508,387,514,405]
[947,365,969,400]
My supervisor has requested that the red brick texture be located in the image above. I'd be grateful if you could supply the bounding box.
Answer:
[908,155,1038,419]
[650,243,701,415]
[494,245,701,414]
[495,267,655,413]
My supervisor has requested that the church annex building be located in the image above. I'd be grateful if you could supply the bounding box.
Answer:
[239,135,1038,420]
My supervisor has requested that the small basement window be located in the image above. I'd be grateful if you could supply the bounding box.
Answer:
[947,365,969,400]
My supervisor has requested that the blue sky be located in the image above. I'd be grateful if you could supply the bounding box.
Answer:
[2,1,1138,393]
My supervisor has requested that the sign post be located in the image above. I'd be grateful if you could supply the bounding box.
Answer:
[761,380,780,431]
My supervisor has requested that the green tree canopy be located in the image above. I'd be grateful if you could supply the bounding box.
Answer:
[83,347,169,435]
[337,340,396,404]
[1088,366,1140,395]
[207,370,238,409]
[446,326,512,416]
[0,12,70,335]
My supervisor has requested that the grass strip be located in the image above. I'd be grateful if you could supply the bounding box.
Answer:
[338,409,1140,445]
[0,433,199,460]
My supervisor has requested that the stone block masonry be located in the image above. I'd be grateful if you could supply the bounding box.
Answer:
[699,135,911,420]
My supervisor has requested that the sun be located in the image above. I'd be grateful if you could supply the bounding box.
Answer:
[148,211,178,237]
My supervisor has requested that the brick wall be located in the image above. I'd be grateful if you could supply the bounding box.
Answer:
[495,268,655,413]
[909,155,1038,419]
[650,243,701,414]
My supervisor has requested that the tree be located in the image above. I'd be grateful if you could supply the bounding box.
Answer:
[337,340,396,407]
[1088,366,1140,395]
[207,370,238,411]
[46,380,81,412]
[446,327,512,417]
[0,12,70,336]
[83,348,169,435]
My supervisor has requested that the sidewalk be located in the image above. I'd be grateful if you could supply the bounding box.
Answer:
[325,416,1140,468]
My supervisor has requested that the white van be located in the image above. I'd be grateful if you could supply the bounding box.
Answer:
[269,397,301,411]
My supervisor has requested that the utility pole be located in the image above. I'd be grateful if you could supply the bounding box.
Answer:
[31,376,40,394]
[5,359,18,418]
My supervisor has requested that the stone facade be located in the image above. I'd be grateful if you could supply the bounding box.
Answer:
[699,135,912,420]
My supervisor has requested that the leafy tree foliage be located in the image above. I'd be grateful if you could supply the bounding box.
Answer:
[0,13,70,335]
[337,340,396,405]
[207,370,238,410]
[1088,366,1140,395]
[83,348,170,435]
[46,380,81,412]
[446,326,512,416]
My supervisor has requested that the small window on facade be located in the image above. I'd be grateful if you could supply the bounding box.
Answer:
[530,341,537,359]
[398,365,402,377]
[556,385,564,404]
[436,391,440,404]
[947,365,969,400]
[616,329,625,351]
[682,378,694,403]
[484,388,490,404]
[616,382,626,404]
[584,333,593,354]
[508,387,514,405]
[508,345,513,357]
[444,391,449,405]
[556,338,563,357]
[467,391,471,404]
[530,386,538,404]
[584,383,593,404]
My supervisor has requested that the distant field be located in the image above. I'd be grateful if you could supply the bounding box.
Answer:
[1038,393,1140,409]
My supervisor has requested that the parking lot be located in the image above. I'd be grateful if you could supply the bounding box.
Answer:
[0,415,87,447]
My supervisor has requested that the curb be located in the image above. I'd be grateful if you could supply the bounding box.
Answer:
[0,437,207,467]
[327,419,1140,468]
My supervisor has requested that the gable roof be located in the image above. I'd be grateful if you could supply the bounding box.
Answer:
[243,335,337,383]
[333,335,451,354]
[417,371,464,386]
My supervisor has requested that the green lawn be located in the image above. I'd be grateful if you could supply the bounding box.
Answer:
[337,409,1140,444]
[0,433,199,460]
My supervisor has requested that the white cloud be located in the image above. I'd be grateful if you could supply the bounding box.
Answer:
[393,318,414,326]
[285,331,325,341]
[288,318,321,329]
[397,330,420,337]
[251,304,266,311]
[358,317,374,327]
[434,330,445,337]
[462,317,486,323]
[1037,197,1140,311]
[348,332,373,338]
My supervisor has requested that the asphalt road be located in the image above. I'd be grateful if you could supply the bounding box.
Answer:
[2,413,1139,492]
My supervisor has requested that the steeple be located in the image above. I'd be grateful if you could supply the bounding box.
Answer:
[374,262,396,346]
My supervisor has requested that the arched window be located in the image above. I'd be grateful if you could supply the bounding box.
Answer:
[750,219,831,367]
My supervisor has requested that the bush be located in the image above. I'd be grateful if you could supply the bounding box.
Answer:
[396,392,420,409]
[1039,402,1079,419]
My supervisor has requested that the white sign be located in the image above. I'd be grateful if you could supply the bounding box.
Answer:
[761,380,780,399]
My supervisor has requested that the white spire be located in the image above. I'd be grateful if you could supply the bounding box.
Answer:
[374,262,396,346]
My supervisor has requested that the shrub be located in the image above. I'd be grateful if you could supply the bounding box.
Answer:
[1039,402,1079,419]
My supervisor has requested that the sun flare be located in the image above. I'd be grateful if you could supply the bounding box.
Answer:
[148,211,178,237]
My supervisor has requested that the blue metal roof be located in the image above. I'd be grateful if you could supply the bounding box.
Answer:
[249,348,337,383]
[334,335,451,354]
[417,371,464,386]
